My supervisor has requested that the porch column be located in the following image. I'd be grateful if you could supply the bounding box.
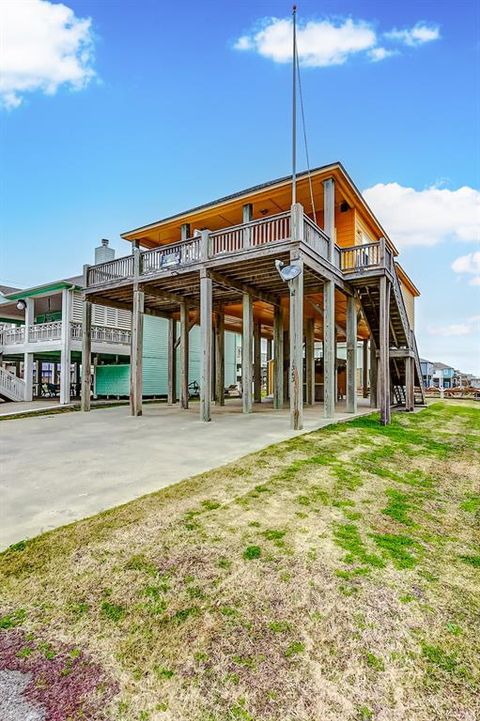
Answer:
[81,295,92,411]
[379,275,391,425]
[266,339,273,362]
[346,295,357,413]
[167,316,177,405]
[180,223,191,240]
[242,292,253,413]
[305,316,315,405]
[362,339,369,398]
[405,356,414,412]
[215,309,225,406]
[323,280,336,419]
[323,178,335,265]
[130,287,144,416]
[60,287,72,405]
[180,300,189,409]
[370,338,378,408]
[289,249,304,430]
[24,353,34,402]
[273,305,284,409]
[35,359,41,398]
[253,321,262,403]
[200,271,212,421]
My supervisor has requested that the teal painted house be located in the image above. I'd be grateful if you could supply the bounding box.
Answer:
[95,316,239,397]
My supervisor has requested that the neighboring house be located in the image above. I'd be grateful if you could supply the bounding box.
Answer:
[432,362,456,389]
[471,377,480,389]
[0,240,240,404]
[81,161,425,427]
[421,358,434,387]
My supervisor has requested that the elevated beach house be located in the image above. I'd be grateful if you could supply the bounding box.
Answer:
[81,162,424,429]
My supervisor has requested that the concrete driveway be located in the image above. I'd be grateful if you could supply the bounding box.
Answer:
[0,399,372,549]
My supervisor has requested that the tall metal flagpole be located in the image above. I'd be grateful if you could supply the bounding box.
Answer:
[292,5,297,206]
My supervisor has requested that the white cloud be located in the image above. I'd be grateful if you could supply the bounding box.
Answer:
[234,16,440,66]
[362,183,480,247]
[452,250,480,286]
[0,0,96,109]
[428,315,480,337]
[385,22,440,47]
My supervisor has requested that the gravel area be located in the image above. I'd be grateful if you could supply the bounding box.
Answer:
[0,669,46,721]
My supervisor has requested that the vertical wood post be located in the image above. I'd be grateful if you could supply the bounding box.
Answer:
[305,316,315,405]
[23,353,34,402]
[370,339,378,408]
[167,316,177,405]
[60,287,72,405]
[346,295,357,413]
[35,359,41,397]
[253,321,262,403]
[323,279,335,418]
[200,272,212,421]
[243,203,253,248]
[130,288,144,416]
[273,305,284,409]
[289,251,304,430]
[242,292,253,413]
[323,178,335,264]
[81,265,92,412]
[215,309,225,406]
[405,356,414,412]
[379,275,391,425]
[180,301,190,409]
[180,223,191,240]
[200,230,211,262]
[362,338,369,398]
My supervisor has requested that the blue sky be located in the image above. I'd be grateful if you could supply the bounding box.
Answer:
[1,0,479,372]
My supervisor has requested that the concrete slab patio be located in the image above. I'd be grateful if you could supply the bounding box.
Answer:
[0,398,374,549]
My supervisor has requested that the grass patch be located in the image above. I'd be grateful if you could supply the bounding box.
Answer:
[0,401,478,720]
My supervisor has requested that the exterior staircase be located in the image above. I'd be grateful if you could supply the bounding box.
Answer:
[349,264,425,407]
[0,367,26,402]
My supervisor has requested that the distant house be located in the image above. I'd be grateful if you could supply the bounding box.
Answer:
[420,359,434,387]
[432,362,455,389]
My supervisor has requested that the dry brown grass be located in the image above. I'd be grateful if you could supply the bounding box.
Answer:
[1,401,479,721]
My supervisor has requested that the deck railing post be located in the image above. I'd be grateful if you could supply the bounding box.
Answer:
[242,291,253,413]
[200,229,211,261]
[346,295,357,413]
[289,249,304,430]
[81,265,92,412]
[323,178,335,265]
[379,237,386,269]
[180,301,190,409]
[243,204,253,248]
[379,275,391,424]
[323,279,336,419]
[273,305,284,409]
[200,271,212,421]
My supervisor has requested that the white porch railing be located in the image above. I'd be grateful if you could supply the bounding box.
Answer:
[0,321,131,347]
[70,321,131,345]
[0,367,26,401]
[141,236,202,275]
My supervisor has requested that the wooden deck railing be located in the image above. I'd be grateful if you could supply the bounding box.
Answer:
[141,236,202,274]
[210,211,291,256]
[87,255,134,287]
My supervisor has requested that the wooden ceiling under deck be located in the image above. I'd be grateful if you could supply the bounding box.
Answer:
[88,250,371,342]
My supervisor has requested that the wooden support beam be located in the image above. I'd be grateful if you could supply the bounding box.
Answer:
[362,339,369,398]
[346,294,357,413]
[289,249,304,430]
[405,356,414,412]
[200,273,213,421]
[144,285,194,307]
[215,309,225,406]
[86,293,168,319]
[379,276,391,425]
[253,321,262,403]
[323,279,335,419]
[180,301,190,409]
[370,339,378,409]
[242,291,253,413]
[130,288,144,416]
[81,265,92,412]
[266,339,273,362]
[206,270,280,308]
[273,305,284,409]
[167,317,177,405]
[323,177,335,265]
[305,316,315,405]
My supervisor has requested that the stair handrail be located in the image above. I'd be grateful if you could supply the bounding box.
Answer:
[0,366,26,401]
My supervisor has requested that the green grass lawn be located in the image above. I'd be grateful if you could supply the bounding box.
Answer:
[1,401,479,721]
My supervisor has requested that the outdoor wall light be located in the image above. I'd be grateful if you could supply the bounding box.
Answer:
[16,299,27,311]
[340,201,350,213]
[275,259,302,282]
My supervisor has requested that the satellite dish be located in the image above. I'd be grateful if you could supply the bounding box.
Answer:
[275,259,302,283]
